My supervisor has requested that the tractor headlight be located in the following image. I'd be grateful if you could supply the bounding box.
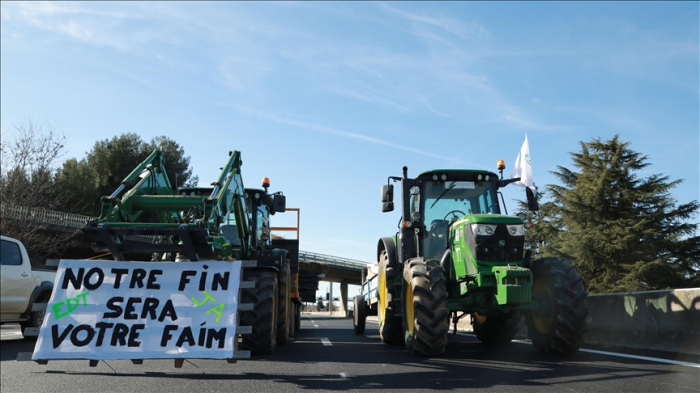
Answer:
[506,224,525,236]
[471,223,496,236]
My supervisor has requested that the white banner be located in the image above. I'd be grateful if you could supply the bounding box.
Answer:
[511,134,537,197]
[33,260,242,360]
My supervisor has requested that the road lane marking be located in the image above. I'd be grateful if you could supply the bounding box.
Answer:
[321,338,332,346]
[455,333,700,368]
[579,348,700,369]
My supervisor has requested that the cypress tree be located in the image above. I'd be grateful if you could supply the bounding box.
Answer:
[544,135,699,293]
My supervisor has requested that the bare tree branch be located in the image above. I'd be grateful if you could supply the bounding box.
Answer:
[1,120,79,267]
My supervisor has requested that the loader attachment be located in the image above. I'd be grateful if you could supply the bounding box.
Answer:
[82,221,214,261]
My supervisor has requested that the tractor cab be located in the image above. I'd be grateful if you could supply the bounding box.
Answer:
[412,170,502,259]
[245,188,274,248]
[245,178,286,251]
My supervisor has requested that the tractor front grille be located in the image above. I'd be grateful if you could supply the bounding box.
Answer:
[472,224,524,263]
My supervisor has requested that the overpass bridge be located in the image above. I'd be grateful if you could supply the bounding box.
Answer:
[2,205,370,313]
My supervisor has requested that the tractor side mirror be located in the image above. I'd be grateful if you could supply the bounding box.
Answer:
[526,187,539,212]
[273,194,286,213]
[381,184,394,212]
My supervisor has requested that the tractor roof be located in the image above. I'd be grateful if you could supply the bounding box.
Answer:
[415,169,500,181]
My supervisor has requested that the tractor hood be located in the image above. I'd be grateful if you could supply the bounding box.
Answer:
[451,214,522,226]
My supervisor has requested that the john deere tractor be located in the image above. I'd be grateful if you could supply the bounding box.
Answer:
[354,165,589,356]
[83,150,294,355]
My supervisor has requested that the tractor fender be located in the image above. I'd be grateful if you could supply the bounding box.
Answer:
[22,281,54,318]
[377,237,397,269]
[256,248,290,272]
[439,249,452,279]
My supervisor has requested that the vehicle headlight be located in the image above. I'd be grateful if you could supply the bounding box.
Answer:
[506,224,525,236]
[471,223,496,236]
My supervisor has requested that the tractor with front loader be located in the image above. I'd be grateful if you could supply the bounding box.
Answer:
[82,149,298,355]
[353,164,589,356]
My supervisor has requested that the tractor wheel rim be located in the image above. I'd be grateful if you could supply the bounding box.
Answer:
[379,269,386,323]
[532,277,554,334]
[405,282,414,336]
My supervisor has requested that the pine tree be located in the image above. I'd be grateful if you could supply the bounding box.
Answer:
[55,133,197,216]
[545,135,699,293]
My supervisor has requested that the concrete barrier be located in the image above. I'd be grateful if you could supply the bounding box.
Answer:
[585,288,700,355]
[361,288,700,355]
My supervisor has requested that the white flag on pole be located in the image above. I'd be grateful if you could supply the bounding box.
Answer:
[511,134,536,197]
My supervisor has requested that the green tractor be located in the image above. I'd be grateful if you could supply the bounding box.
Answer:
[83,149,294,355]
[353,165,588,356]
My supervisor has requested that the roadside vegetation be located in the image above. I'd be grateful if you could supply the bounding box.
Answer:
[0,121,197,263]
[517,135,699,293]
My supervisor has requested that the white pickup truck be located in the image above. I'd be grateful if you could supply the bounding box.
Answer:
[0,235,55,338]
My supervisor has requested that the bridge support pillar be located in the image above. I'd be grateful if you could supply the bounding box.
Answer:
[339,279,349,317]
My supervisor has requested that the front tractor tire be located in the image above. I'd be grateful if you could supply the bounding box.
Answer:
[472,311,521,346]
[353,295,367,334]
[277,259,291,345]
[378,250,403,345]
[402,258,449,356]
[526,257,589,354]
[240,269,279,354]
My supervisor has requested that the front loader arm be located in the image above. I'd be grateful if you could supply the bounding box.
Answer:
[99,150,177,222]
[205,150,250,257]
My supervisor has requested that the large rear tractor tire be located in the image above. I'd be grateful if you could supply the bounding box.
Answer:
[402,258,449,356]
[378,250,403,345]
[526,257,589,354]
[289,303,296,338]
[472,311,520,345]
[353,294,367,334]
[294,303,301,331]
[277,259,291,345]
[240,269,278,354]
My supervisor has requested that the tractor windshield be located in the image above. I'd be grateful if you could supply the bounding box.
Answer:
[419,180,500,259]
[245,192,271,245]
[421,181,500,224]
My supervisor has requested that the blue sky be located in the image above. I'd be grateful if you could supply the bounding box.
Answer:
[2,1,698,284]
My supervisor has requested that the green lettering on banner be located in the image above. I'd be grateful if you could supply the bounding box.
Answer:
[53,292,90,320]
[191,291,216,306]
[206,303,224,322]
[191,291,226,322]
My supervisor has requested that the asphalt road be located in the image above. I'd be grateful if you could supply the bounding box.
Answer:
[1,315,698,392]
